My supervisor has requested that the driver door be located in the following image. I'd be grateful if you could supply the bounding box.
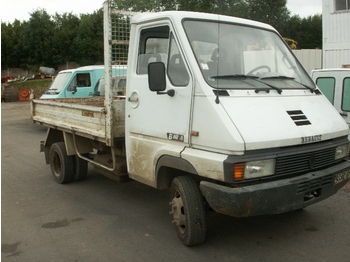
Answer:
[125,24,193,187]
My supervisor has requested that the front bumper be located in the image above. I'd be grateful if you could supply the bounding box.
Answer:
[200,160,350,217]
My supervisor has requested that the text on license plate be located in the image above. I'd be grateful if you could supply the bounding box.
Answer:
[334,170,350,185]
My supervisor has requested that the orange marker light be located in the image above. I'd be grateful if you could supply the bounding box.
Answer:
[233,163,245,180]
[190,131,199,137]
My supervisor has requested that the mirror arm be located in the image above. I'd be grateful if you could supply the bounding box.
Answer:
[157,89,175,97]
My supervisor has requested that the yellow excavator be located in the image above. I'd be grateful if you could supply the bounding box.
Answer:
[283,38,298,49]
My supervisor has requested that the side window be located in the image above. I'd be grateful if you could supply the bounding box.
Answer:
[137,26,169,75]
[167,34,189,86]
[76,73,91,87]
[68,73,91,92]
[342,77,350,111]
[316,77,335,104]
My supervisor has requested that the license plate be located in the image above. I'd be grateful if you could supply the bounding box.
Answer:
[334,170,350,185]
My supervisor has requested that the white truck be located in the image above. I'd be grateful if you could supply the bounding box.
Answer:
[31,1,350,246]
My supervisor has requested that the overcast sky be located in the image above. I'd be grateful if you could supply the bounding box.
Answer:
[1,0,322,23]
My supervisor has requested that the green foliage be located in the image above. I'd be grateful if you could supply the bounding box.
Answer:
[1,0,322,70]
[246,0,290,32]
[51,13,81,65]
[72,10,104,66]
[282,14,322,49]
[1,20,28,68]
[23,9,55,67]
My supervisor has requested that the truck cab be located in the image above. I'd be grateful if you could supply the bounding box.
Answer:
[41,65,126,99]
[311,68,350,129]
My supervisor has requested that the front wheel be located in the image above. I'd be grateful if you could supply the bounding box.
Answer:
[49,142,74,184]
[169,176,207,246]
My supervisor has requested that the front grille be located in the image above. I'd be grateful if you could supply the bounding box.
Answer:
[275,147,337,177]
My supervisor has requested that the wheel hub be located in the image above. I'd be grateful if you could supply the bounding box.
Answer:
[169,192,186,234]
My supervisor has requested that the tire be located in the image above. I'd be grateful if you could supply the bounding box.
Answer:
[73,155,88,181]
[49,142,74,184]
[169,176,207,246]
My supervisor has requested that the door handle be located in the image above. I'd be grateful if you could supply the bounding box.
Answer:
[128,97,139,102]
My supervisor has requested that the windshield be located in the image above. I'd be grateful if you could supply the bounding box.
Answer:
[46,72,72,94]
[183,20,315,90]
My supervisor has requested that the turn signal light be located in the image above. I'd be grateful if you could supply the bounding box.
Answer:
[233,163,245,181]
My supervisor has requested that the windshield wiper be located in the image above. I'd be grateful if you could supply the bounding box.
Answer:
[261,76,317,93]
[211,74,259,79]
[211,74,283,94]
[256,75,296,94]
[260,75,295,80]
[254,79,283,94]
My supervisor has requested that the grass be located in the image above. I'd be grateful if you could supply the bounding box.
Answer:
[3,78,53,99]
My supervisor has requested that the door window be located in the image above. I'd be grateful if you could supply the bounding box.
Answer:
[137,26,169,74]
[316,77,335,104]
[67,73,91,92]
[342,78,350,111]
[167,34,189,86]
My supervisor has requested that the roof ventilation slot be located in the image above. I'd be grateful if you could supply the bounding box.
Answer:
[287,110,311,126]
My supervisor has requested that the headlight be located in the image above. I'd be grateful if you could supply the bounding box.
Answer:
[335,144,349,160]
[233,159,276,180]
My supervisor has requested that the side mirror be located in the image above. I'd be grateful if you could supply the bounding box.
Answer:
[67,85,77,93]
[148,62,174,97]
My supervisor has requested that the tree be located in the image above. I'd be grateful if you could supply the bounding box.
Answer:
[246,0,290,33]
[299,14,322,49]
[73,10,104,65]
[22,9,55,68]
[1,20,28,69]
[51,13,80,66]
[282,14,322,49]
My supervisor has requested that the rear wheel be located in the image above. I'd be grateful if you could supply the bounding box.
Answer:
[49,142,74,184]
[169,176,207,246]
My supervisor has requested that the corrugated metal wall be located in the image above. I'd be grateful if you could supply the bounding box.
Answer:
[292,49,322,74]
[323,0,350,68]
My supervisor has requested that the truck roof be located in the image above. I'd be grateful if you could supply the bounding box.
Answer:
[58,65,127,74]
[312,68,350,73]
[131,11,276,32]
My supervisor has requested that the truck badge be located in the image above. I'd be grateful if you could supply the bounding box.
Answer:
[167,133,184,142]
[301,135,322,144]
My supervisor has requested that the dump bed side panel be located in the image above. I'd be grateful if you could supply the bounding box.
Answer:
[31,97,125,143]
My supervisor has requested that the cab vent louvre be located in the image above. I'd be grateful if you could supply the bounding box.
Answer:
[287,110,311,126]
